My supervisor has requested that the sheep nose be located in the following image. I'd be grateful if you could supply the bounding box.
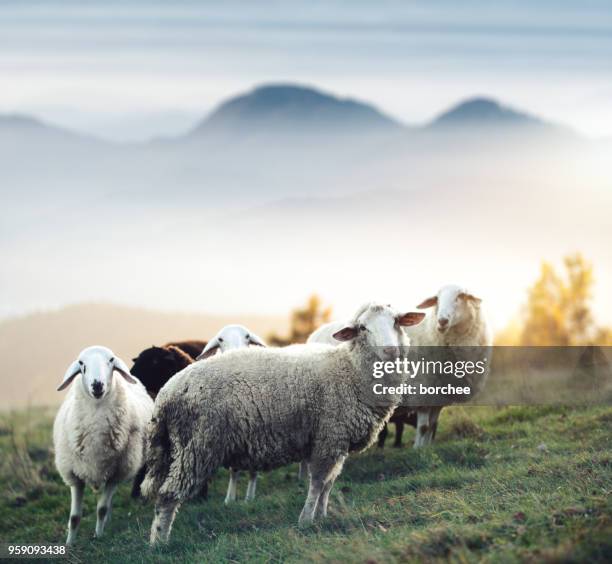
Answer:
[92,381,104,398]
[438,318,449,329]
[382,346,398,357]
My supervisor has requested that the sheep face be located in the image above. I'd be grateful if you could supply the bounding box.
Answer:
[333,303,425,361]
[58,346,136,400]
[417,284,482,334]
[197,325,266,360]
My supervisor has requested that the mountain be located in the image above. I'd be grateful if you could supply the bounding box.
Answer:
[0,86,582,208]
[0,303,288,409]
[429,97,544,129]
[188,84,402,137]
[0,113,105,146]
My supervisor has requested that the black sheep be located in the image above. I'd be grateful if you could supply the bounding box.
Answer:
[130,340,207,398]
[130,345,192,398]
[377,408,418,448]
[166,340,208,360]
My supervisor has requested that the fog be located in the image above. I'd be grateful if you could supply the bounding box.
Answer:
[1,110,610,332]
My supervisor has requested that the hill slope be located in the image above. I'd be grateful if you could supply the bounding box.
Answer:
[0,304,287,409]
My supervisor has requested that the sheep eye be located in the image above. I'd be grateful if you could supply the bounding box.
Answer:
[109,357,114,363]
[218,337,224,343]
[78,360,84,366]
[245,334,250,339]
[359,325,367,332]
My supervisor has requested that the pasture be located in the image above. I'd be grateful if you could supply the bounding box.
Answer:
[1,405,610,563]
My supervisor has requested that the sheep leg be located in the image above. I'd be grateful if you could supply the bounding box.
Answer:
[66,480,84,545]
[224,468,239,504]
[150,499,180,545]
[298,477,324,526]
[197,480,209,500]
[427,406,443,444]
[298,460,310,480]
[245,471,257,502]
[95,482,118,538]
[300,454,346,525]
[131,464,147,499]
[414,408,430,448]
[377,423,388,448]
[393,421,405,448]
[314,475,337,519]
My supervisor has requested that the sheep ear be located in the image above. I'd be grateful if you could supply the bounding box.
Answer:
[57,360,81,391]
[113,356,138,384]
[248,333,266,347]
[459,292,482,305]
[196,338,219,360]
[398,312,426,326]
[417,296,438,309]
[332,326,358,342]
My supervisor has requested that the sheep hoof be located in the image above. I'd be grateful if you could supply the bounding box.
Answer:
[298,515,315,528]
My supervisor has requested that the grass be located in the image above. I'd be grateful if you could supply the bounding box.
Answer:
[0,405,611,563]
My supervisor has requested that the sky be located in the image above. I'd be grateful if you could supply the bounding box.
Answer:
[0,1,611,332]
[1,0,612,141]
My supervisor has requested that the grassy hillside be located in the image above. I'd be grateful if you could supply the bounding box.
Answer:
[0,405,610,563]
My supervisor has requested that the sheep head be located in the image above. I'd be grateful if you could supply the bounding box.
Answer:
[417,284,482,333]
[197,325,266,360]
[58,346,137,399]
[333,303,424,361]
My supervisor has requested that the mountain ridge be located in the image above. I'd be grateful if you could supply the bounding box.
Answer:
[0,85,568,143]
[188,83,402,137]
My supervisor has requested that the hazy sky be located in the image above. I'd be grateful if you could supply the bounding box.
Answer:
[2,0,611,141]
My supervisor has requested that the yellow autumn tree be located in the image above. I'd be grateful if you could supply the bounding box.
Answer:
[519,253,604,346]
[268,295,332,346]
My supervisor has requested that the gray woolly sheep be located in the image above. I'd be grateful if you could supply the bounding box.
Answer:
[53,346,153,544]
[142,303,425,544]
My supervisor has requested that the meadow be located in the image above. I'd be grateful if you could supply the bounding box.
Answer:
[1,405,610,563]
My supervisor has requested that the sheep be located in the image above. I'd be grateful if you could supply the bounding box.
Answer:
[142,303,425,544]
[195,324,266,504]
[404,284,492,448]
[53,346,154,545]
[168,340,209,360]
[308,320,417,450]
[131,344,198,399]
[375,409,417,448]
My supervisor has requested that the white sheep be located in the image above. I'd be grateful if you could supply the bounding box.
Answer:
[143,303,425,544]
[53,346,154,544]
[307,320,345,346]
[195,324,266,504]
[405,284,492,447]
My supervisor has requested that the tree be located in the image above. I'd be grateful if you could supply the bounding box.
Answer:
[268,295,332,346]
[519,253,605,346]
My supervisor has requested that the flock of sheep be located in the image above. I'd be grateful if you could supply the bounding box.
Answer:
[52,284,491,546]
